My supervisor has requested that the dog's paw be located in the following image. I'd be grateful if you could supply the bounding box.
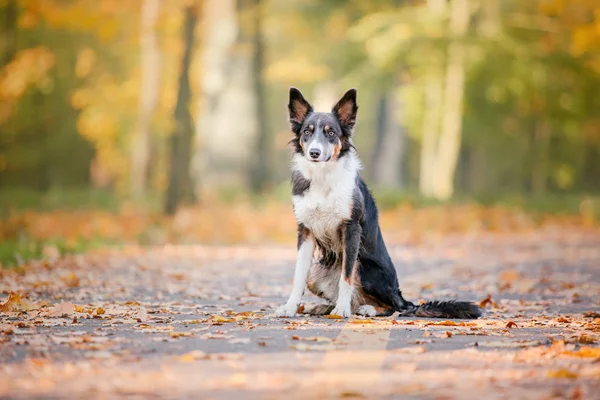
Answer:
[275,303,298,318]
[330,304,352,318]
[356,305,377,317]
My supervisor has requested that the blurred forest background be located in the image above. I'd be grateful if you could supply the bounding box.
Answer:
[1,0,600,265]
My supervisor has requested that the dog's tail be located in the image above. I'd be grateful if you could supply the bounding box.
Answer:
[395,293,482,319]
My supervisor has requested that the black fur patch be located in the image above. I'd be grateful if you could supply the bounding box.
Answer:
[291,171,310,196]
[408,300,482,319]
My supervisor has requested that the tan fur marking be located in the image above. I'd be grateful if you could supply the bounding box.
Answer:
[324,124,329,132]
[332,141,342,159]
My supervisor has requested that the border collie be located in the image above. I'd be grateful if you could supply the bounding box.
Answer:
[275,87,482,319]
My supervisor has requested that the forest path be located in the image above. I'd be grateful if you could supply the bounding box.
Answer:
[2,230,600,399]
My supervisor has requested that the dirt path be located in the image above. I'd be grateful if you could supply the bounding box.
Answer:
[1,230,600,399]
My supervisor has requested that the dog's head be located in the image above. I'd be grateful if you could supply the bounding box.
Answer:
[288,87,358,163]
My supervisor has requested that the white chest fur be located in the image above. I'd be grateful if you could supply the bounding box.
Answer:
[291,152,361,242]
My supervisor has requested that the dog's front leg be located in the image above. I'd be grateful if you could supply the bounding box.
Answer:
[331,220,361,318]
[276,226,314,317]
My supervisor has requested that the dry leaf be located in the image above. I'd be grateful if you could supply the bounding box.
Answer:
[350,319,372,324]
[135,308,148,322]
[563,347,600,358]
[61,272,79,288]
[179,350,208,362]
[326,314,342,319]
[547,369,578,379]
[577,334,597,344]
[169,331,195,339]
[583,311,600,318]
[0,292,21,312]
[95,307,105,315]
[506,321,519,329]
[210,315,236,323]
[50,302,76,317]
[479,294,492,308]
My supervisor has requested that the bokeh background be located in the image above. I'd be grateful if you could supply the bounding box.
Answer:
[1,0,599,265]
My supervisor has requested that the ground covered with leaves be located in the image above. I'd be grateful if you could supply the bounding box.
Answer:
[1,229,600,399]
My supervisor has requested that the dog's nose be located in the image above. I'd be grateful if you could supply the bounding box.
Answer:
[309,149,321,159]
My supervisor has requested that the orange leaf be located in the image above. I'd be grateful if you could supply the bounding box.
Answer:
[506,321,519,329]
[547,369,578,379]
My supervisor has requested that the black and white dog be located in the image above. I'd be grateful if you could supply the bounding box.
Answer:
[275,87,481,319]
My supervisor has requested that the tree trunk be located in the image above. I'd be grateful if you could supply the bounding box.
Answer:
[249,0,270,193]
[419,78,443,196]
[372,90,405,188]
[531,121,549,195]
[131,0,161,199]
[419,0,446,197]
[192,0,257,194]
[165,4,197,215]
[429,0,470,200]
[1,0,17,68]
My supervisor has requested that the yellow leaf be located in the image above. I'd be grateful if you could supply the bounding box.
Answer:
[547,369,578,379]
[95,307,105,315]
[210,315,236,323]
[179,350,207,362]
[350,319,372,324]
[326,314,343,319]
[564,347,600,358]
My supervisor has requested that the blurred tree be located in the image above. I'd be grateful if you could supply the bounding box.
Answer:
[193,0,260,193]
[165,3,197,215]
[248,0,270,193]
[131,0,162,200]
[371,86,405,188]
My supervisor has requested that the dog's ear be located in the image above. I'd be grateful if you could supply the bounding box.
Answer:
[332,89,358,129]
[288,87,313,131]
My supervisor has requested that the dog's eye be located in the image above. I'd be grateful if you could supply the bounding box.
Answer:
[303,130,311,136]
[328,130,335,137]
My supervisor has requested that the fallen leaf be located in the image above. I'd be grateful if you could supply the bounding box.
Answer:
[350,319,372,324]
[61,272,79,287]
[583,311,600,318]
[0,292,21,312]
[95,307,105,315]
[169,331,195,339]
[326,314,343,319]
[478,340,541,348]
[210,315,236,323]
[547,369,578,379]
[479,294,492,308]
[257,341,266,347]
[563,347,600,358]
[135,308,148,322]
[506,321,519,329]
[299,336,332,343]
[179,350,208,362]
[577,334,597,344]
[50,302,76,317]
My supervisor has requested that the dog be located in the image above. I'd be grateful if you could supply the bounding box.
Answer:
[275,87,482,319]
